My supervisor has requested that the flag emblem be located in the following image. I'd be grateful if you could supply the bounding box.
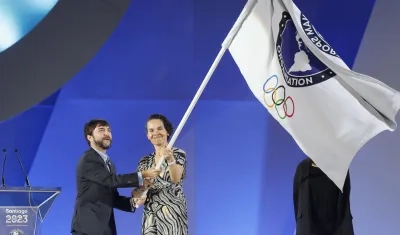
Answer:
[276,12,336,87]
[300,14,339,58]
[263,74,295,119]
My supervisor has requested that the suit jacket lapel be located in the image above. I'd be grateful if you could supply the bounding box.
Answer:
[87,148,108,170]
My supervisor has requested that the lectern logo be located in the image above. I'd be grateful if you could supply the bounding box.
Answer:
[9,229,24,235]
[5,209,28,214]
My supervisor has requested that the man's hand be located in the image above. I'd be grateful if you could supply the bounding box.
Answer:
[131,197,146,208]
[132,188,144,198]
[133,197,146,207]
[142,178,154,189]
[141,168,161,179]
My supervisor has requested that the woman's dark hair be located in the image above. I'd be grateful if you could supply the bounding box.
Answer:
[145,114,174,141]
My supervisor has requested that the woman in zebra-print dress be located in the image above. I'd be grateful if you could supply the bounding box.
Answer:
[132,114,188,235]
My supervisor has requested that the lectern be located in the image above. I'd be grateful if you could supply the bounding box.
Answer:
[0,187,61,235]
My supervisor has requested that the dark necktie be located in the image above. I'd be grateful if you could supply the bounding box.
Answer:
[105,159,111,172]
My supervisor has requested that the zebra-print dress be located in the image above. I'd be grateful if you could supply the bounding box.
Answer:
[136,147,188,235]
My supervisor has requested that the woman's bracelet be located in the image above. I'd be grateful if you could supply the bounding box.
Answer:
[167,160,176,166]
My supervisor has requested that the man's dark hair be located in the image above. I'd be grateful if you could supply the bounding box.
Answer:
[145,114,174,141]
[84,119,110,145]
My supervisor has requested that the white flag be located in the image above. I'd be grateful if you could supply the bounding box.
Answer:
[228,0,400,189]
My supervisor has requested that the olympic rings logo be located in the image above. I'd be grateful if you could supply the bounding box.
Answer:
[263,75,295,119]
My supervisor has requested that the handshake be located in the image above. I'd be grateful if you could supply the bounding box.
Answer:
[140,168,162,189]
[132,168,161,207]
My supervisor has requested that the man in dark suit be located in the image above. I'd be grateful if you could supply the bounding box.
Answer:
[71,119,161,235]
[293,158,354,235]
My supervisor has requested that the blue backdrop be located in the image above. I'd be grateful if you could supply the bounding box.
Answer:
[0,0,377,234]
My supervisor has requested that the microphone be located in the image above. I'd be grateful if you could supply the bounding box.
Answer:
[14,149,31,187]
[1,149,6,186]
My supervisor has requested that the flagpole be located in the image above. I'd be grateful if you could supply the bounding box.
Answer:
[136,0,258,204]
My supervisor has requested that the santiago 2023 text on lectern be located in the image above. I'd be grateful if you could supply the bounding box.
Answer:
[0,187,61,235]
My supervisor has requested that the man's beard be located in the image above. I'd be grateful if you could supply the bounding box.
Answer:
[94,138,112,150]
